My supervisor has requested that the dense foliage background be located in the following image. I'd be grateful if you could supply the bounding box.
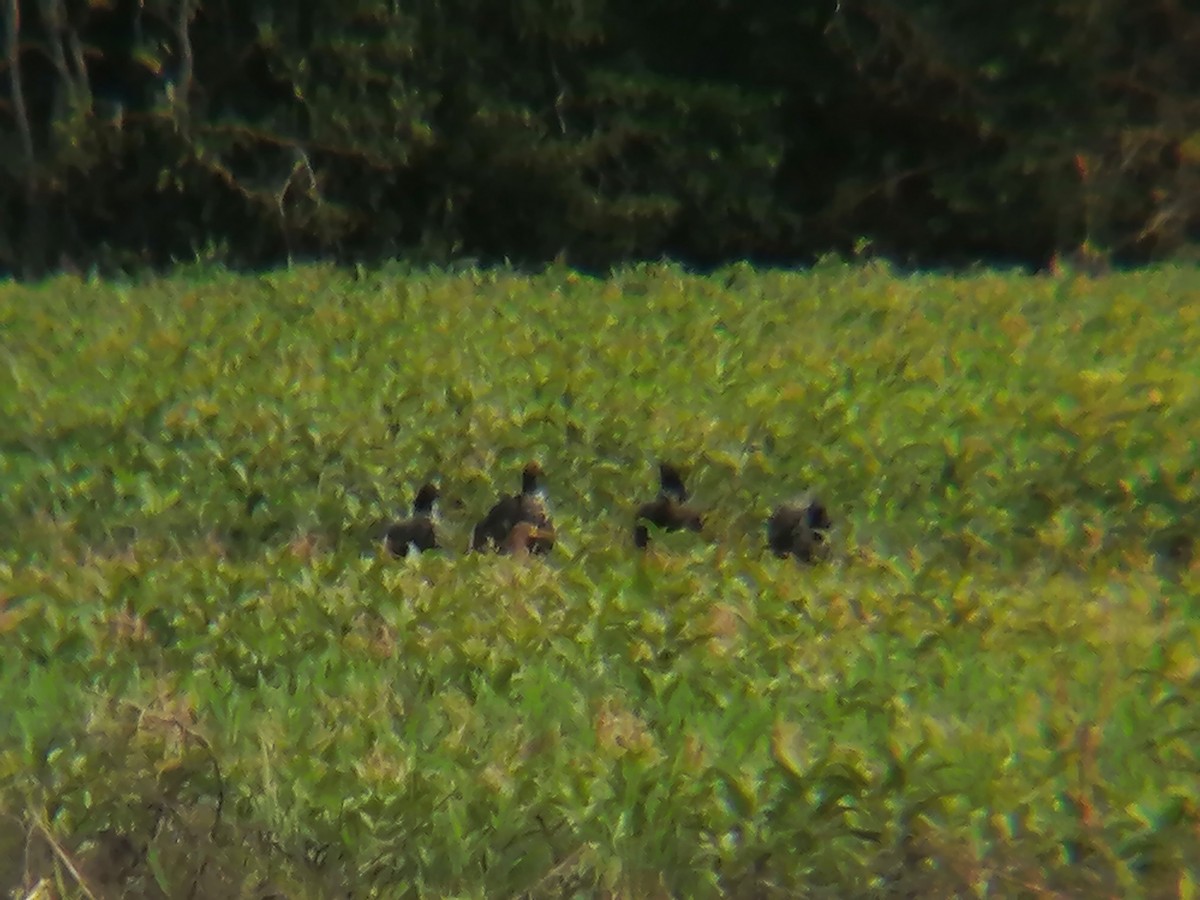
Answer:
[2,0,1200,277]
[2,264,1199,897]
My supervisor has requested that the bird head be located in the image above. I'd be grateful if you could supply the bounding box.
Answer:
[522,461,545,493]
[657,461,690,502]
[413,482,440,512]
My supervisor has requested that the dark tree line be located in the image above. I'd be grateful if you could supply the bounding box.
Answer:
[2,0,1198,278]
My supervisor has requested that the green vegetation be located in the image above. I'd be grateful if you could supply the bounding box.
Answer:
[2,262,1199,897]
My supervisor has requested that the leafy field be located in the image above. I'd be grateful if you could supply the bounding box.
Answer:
[2,261,1199,898]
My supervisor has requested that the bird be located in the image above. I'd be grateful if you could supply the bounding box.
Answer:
[657,461,690,503]
[383,482,440,557]
[472,461,554,554]
[634,461,704,548]
[767,494,833,562]
[504,521,556,558]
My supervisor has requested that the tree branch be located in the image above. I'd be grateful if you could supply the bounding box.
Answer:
[3,0,34,166]
[174,0,195,134]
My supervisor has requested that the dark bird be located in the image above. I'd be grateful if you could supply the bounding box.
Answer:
[472,461,554,554]
[767,494,833,562]
[384,482,440,557]
[634,461,704,548]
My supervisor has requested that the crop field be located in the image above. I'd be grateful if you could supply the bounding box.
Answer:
[2,261,1199,898]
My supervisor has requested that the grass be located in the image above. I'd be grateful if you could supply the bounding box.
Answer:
[1,259,1199,898]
